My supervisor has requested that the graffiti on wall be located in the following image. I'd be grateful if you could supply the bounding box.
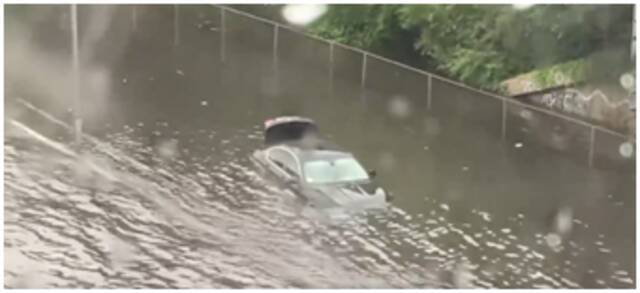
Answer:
[539,89,589,116]
[535,88,632,118]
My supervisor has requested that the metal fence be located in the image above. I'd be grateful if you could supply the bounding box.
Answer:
[217,5,634,170]
[6,4,635,171]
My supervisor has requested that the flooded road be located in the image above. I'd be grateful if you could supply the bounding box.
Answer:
[5,5,635,288]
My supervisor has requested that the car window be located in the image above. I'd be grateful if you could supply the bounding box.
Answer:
[303,157,369,184]
[268,148,300,177]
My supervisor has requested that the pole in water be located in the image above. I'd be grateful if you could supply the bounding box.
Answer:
[70,4,82,144]
[173,5,180,46]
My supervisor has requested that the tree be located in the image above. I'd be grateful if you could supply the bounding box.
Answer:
[310,4,634,90]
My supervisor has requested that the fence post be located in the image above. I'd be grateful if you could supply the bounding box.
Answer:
[272,24,279,96]
[329,41,334,98]
[588,126,596,167]
[220,7,226,63]
[131,5,137,32]
[501,99,507,141]
[173,5,180,46]
[273,24,279,72]
[361,52,368,90]
[360,52,368,104]
[427,75,432,111]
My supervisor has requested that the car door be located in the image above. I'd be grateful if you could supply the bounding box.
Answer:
[267,148,302,189]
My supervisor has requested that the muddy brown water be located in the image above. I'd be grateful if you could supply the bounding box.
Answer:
[4,5,635,288]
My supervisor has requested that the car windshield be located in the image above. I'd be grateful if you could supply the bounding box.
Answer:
[303,157,369,184]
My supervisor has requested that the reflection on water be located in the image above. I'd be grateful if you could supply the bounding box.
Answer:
[5,4,635,289]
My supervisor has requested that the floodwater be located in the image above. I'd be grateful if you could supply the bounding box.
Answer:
[4,5,636,288]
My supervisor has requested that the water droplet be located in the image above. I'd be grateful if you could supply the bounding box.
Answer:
[554,207,573,235]
[201,100,208,106]
[156,139,179,160]
[514,142,523,148]
[388,95,412,119]
[619,142,633,158]
[176,69,184,76]
[461,166,469,171]
[545,233,562,248]
[520,109,532,120]
[281,4,327,26]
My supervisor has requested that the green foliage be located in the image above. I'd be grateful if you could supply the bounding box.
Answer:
[532,59,587,89]
[310,4,634,91]
[395,5,516,90]
[309,5,400,50]
[308,5,428,68]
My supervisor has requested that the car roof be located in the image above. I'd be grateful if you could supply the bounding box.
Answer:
[267,144,354,162]
[298,149,355,162]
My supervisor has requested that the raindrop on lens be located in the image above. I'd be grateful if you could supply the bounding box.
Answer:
[545,233,562,248]
[281,4,327,26]
[519,109,532,120]
[619,142,633,158]
[388,96,411,119]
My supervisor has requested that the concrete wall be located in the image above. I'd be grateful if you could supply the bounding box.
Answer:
[517,83,635,136]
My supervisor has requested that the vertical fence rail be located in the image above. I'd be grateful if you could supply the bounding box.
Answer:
[361,52,368,90]
[501,99,507,141]
[427,75,432,111]
[272,24,279,95]
[328,41,334,98]
[588,126,596,167]
[131,5,137,32]
[360,52,368,103]
[219,7,226,63]
[70,4,82,144]
[173,5,180,46]
[272,24,279,72]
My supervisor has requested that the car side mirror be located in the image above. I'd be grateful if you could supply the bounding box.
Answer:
[368,170,377,178]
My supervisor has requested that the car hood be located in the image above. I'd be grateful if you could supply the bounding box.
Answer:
[307,181,387,211]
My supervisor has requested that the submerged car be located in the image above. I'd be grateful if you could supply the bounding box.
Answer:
[251,116,391,218]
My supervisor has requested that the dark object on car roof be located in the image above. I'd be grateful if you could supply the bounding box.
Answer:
[264,116,343,151]
[264,116,319,146]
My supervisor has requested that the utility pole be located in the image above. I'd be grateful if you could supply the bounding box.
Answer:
[632,5,635,61]
[70,4,82,144]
